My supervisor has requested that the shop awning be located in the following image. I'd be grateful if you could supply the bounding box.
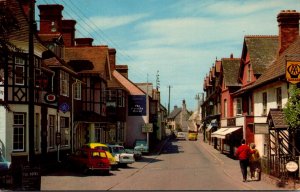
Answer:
[211,127,241,139]
[211,128,228,138]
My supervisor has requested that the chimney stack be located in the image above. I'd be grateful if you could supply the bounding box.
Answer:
[75,38,94,47]
[38,4,64,34]
[62,20,76,47]
[109,48,116,71]
[277,10,300,54]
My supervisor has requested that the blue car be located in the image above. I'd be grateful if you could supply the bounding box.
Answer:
[0,153,11,172]
[134,140,149,154]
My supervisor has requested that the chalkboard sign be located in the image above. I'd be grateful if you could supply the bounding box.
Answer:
[21,165,41,190]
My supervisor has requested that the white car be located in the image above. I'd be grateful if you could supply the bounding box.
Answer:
[176,132,186,140]
[108,144,135,165]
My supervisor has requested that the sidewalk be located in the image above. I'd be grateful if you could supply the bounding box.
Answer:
[198,137,300,190]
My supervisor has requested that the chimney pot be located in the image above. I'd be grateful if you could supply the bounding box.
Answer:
[277,10,300,54]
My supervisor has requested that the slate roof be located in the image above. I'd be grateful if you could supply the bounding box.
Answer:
[243,36,278,75]
[222,58,241,86]
[267,108,288,129]
[168,107,182,119]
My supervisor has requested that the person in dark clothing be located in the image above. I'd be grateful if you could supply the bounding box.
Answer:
[235,139,253,182]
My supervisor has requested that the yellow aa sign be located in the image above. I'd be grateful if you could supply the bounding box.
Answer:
[286,61,300,84]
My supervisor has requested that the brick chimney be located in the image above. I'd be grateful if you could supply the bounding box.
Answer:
[277,10,300,54]
[109,48,116,71]
[38,4,64,34]
[19,0,35,19]
[75,38,93,47]
[61,20,76,47]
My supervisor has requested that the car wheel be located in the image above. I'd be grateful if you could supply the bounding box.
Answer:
[83,167,90,175]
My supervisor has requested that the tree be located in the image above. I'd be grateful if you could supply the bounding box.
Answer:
[283,84,300,155]
[283,85,300,131]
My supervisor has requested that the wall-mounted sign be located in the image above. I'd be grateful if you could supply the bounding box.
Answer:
[59,102,70,113]
[44,93,57,103]
[142,123,153,133]
[286,61,300,84]
[128,95,146,116]
[286,161,298,172]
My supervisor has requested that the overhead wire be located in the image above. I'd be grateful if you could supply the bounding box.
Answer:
[38,0,156,84]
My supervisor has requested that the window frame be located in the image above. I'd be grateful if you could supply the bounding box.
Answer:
[276,87,282,109]
[262,92,267,115]
[15,56,25,85]
[13,113,26,152]
[60,70,69,97]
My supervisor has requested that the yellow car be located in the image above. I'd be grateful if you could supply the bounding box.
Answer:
[188,132,198,141]
[83,143,118,169]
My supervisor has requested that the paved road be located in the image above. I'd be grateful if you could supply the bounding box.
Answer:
[41,136,288,190]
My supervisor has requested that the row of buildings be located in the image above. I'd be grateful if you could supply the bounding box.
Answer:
[0,0,168,167]
[201,9,300,178]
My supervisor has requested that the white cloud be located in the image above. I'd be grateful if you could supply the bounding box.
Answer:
[78,14,148,33]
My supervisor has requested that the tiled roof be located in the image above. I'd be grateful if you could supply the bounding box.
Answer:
[64,45,111,80]
[244,35,278,75]
[7,0,48,57]
[112,70,145,95]
[253,36,300,87]
[222,58,241,86]
[267,108,288,129]
[168,107,182,119]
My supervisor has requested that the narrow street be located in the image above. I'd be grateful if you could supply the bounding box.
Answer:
[41,135,287,190]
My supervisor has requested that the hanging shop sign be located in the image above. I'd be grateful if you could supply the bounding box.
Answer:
[286,161,298,172]
[44,93,57,103]
[286,61,300,84]
[59,102,70,113]
[128,95,146,116]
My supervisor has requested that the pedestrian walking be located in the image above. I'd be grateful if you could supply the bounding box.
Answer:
[249,143,261,181]
[235,139,253,182]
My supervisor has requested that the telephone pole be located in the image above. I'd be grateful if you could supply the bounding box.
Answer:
[168,85,172,115]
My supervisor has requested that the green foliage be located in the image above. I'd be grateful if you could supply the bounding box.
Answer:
[283,85,300,130]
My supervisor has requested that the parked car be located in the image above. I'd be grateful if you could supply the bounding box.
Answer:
[134,139,149,154]
[125,148,142,161]
[176,132,186,140]
[68,148,110,175]
[188,131,198,141]
[107,144,135,166]
[83,143,118,169]
[0,153,11,173]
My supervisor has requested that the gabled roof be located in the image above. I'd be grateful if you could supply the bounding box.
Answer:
[236,36,300,93]
[253,36,300,87]
[7,0,48,57]
[168,107,182,119]
[222,58,241,87]
[112,70,145,95]
[242,36,278,75]
[267,108,288,129]
[64,45,111,80]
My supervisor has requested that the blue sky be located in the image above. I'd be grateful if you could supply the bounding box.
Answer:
[36,0,300,111]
